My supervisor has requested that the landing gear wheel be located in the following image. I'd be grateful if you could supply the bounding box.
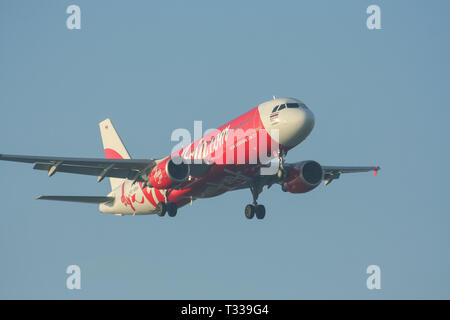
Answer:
[158,202,167,217]
[167,202,178,217]
[255,205,266,219]
[245,204,255,219]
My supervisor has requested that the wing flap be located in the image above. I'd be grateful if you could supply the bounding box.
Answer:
[33,163,132,179]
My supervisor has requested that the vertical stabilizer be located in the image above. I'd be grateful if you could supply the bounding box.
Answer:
[99,118,131,190]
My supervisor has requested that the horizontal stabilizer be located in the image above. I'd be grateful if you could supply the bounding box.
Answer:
[36,195,114,204]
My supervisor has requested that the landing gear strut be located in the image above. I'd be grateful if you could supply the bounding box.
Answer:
[276,149,288,181]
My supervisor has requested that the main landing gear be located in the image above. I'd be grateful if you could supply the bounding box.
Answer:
[245,182,266,220]
[157,202,177,217]
[157,189,177,217]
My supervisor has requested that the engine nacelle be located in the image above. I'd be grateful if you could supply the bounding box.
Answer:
[282,160,323,194]
[148,157,189,190]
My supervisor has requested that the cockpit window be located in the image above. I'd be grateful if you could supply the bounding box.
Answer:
[278,104,286,111]
[286,103,299,108]
[271,106,279,113]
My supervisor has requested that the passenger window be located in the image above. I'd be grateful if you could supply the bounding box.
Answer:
[287,103,299,108]
[271,106,279,113]
[278,104,286,111]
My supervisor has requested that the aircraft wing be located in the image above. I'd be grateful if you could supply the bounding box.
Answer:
[322,165,380,185]
[0,154,159,182]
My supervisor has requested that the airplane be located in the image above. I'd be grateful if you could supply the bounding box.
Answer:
[0,97,380,219]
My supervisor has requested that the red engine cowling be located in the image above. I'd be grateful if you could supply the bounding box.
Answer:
[148,157,190,190]
[282,160,323,193]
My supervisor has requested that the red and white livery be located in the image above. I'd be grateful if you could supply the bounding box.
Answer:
[0,97,380,219]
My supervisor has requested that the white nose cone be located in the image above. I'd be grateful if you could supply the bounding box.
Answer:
[258,98,315,148]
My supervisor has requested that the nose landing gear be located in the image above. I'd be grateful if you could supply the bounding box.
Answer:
[244,204,266,220]
[276,149,289,182]
[244,149,288,220]
[245,182,266,220]
[245,204,255,219]
[255,204,266,219]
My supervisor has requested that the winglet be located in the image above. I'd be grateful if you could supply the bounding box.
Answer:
[374,166,380,177]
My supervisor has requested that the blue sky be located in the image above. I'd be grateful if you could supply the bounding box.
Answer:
[1,0,449,299]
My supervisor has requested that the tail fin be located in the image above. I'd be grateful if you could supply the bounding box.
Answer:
[99,118,131,190]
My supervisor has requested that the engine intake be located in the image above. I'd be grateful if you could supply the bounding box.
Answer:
[149,157,189,190]
[282,160,323,194]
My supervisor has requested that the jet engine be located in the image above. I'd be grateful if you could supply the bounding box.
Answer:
[281,160,323,193]
[148,157,189,190]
